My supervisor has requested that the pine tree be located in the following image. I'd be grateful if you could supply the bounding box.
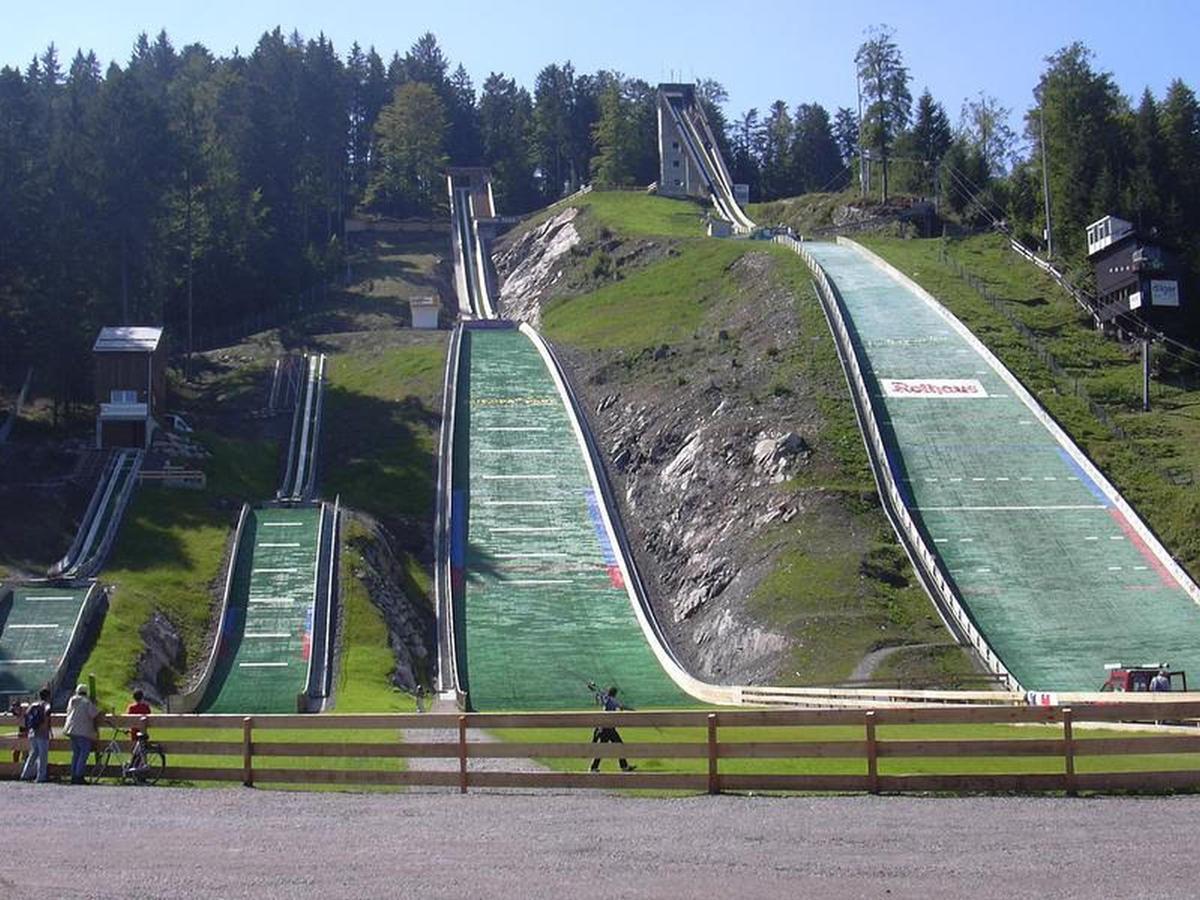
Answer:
[590,82,637,187]
[855,25,911,202]
[832,106,859,166]
[1027,42,1124,259]
[907,90,951,195]
[445,63,481,165]
[1126,89,1167,229]
[479,73,537,211]
[730,108,761,200]
[367,82,448,216]
[533,63,577,197]
[791,103,844,193]
[759,100,792,200]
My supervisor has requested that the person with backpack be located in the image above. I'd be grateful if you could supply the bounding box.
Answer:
[21,687,53,783]
[63,684,100,785]
[587,681,636,773]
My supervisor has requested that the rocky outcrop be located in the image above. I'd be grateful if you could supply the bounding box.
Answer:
[343,512,434,691]
[493,207,581,325]
[552,252,819,683]
[134,611,183,706]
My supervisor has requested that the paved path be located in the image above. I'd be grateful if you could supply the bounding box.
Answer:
[805,241,1200,690]
[1,781,1196,898]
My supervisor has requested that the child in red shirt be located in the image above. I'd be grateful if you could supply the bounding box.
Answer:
[126,689,152,763]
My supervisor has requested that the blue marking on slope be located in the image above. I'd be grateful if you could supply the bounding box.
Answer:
[1055,448,1109,506]
[584,489,616,565]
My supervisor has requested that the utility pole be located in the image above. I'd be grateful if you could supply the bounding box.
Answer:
[1040,103,1054,258]
[856,70,865,198]
[1142,337,1151,412]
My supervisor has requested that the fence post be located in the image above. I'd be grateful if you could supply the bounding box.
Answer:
[1062,707,1076,797]
[458,715,468,795]
[707,713,719,795]
[242,717,253,787]
[865,711,879,794]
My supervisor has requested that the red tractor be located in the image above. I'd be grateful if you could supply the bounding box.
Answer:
[1100,663,1187,692]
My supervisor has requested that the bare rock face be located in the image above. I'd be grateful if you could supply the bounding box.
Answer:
[344,512,434,691]
[135,611,183,706]
[551,252,817,684]
[753,431,810,482]
[494,207,581,325]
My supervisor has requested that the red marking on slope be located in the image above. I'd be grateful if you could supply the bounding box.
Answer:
[606,565,624,589]
[1107,508,1176,588]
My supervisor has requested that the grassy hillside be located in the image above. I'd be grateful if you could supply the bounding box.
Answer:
[83,432,277,701]
[542,239,746,349]
[861,233,1200,576]
[81,222,448,706]
[321,332,445,609]
[748,190,851,234]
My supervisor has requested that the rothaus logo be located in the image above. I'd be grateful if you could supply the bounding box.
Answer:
[881,378,989,398]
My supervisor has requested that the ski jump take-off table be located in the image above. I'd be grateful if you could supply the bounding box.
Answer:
[797,239,1200,692]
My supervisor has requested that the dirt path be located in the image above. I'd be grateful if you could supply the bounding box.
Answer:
[2,783,1196,898]
[848,643,938,681]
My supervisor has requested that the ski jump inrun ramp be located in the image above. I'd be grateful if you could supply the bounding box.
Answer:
[788,237,1200,692]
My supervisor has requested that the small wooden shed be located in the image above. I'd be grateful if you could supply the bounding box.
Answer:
[411,297,440,330]
[93,326,166,449]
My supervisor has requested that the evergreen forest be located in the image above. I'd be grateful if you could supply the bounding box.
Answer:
[2,27,1198,406]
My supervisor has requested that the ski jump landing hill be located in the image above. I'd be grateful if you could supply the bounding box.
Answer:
[780,236,1200,693]
[172,353,338,714]
[0,447,143,705]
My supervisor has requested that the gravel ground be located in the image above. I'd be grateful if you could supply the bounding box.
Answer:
[401,722,546,789]
[2,782,1197,898]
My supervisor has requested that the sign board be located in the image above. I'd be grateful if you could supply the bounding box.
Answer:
[881,378,988,398]
[1129,291,1142,310]
[1151,279,1180,307]
[733,184,750,206]
[1025,691,1059,707]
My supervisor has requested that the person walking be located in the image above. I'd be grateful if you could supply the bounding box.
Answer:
[63,684,100,785]
[587,682,635,773]
[20,687,53,783]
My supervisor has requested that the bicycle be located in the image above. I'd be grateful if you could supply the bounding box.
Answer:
[89,725,167,786]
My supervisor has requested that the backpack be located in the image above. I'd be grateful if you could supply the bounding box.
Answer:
[23,702,45,732]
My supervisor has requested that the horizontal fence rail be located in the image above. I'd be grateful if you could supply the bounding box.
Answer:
[6,702,1200,794]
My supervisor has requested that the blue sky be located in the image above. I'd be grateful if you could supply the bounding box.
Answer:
[6,0,1197,144]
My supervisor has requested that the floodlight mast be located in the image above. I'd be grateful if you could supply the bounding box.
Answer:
[1040,103,1054,258]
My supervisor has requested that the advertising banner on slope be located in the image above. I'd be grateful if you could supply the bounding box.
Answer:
[881,378,989,398]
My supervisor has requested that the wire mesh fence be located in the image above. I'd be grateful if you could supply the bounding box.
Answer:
[938,242,1130,442]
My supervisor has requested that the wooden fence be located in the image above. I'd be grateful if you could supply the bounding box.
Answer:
[5,702,1200,794]
[138,469,207,489]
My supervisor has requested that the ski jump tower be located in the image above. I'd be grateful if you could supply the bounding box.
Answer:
[656,84,754,233]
